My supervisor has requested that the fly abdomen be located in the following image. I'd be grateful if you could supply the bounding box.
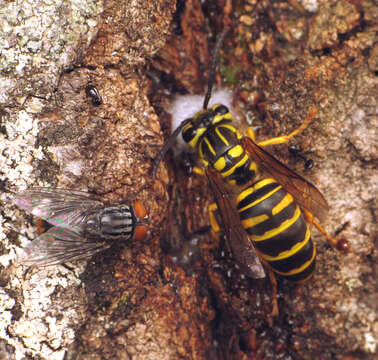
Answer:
[237,178,316,281]
[99,205,135,239]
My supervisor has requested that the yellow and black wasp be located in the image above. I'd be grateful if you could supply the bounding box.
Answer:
[152,29,343,282]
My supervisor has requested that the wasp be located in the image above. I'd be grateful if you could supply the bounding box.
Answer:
[11,188,148,266]
[152,29,342,281]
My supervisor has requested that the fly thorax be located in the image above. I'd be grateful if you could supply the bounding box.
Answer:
[98,205,135,239]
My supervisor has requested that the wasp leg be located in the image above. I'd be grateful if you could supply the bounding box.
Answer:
[199,203,221,249]
[193,166,206,176]
[267,267,279,317]
[303,209,338,247]
[247,127,257,142]
[208,202,220,233]
[257,107,317,147]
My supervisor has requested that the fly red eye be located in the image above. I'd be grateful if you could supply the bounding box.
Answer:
[134,225,148,240]
[133,201,147,219]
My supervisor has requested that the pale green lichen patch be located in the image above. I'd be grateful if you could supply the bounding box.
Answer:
[4,265,85,360]
[0,0,103,106]
[0,92,86,360]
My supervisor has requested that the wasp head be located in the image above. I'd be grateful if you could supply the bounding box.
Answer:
[182,104,231,149]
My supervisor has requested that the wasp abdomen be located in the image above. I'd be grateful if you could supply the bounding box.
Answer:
[237,178,316,281]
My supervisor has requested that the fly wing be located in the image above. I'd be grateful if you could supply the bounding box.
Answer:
[206,167,265,279]
[242,137,329,222]
[12,188,106,233]
[17,226,109,266]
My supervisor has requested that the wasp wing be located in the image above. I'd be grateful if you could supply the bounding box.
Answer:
[17,226,109,266]
[242,137,329,222]
[12,188,106,233]
[206,167,265,279]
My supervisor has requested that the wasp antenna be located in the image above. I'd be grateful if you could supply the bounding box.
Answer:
[151,118,191,178]
[203,29,229,110]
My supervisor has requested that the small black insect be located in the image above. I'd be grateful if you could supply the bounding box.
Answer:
[289,145,314,170]
[85,85,102,106]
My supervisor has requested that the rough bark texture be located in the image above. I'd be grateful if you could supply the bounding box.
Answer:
[0,0,376,359]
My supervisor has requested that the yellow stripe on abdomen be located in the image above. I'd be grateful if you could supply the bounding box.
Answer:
[251,206,301,242]
[261,227,311,261]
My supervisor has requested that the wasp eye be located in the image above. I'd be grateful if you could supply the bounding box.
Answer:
[214,105,229,115]
[182,126,197,143]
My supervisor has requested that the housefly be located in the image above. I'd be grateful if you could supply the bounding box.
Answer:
[11,188,148,266]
